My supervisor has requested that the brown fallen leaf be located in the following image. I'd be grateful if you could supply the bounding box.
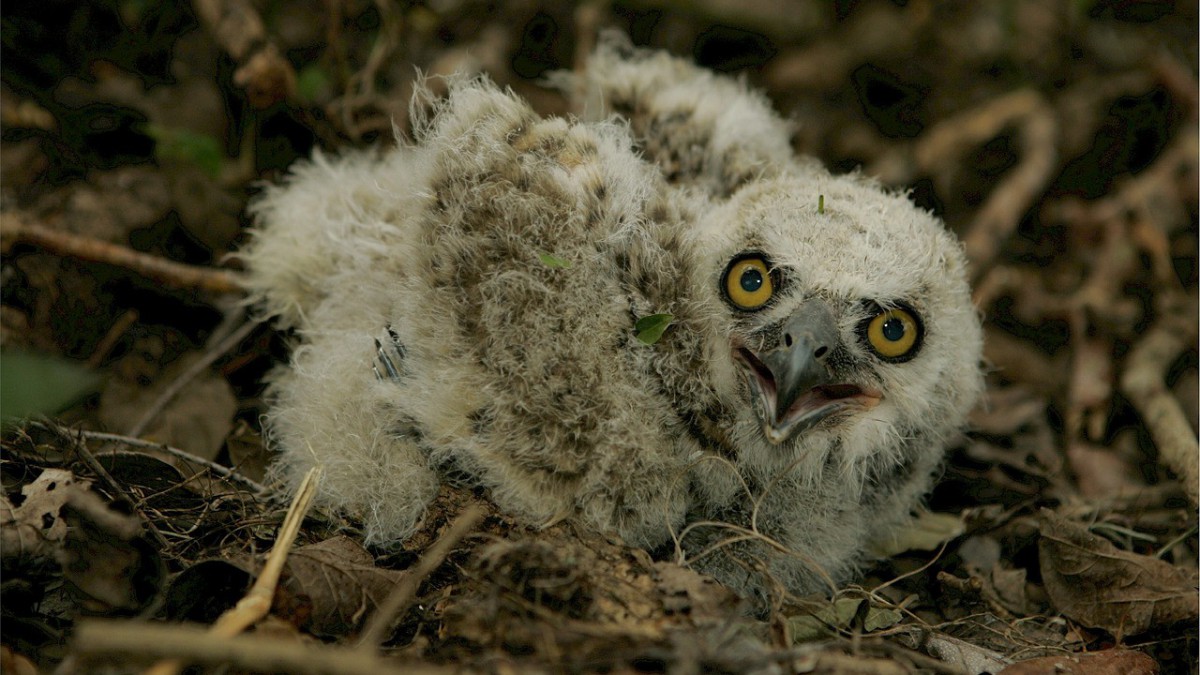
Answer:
[162,558,256,623]
[1,468,79,562]
[1038,510,1199,635]
[274,535,407,638]
[225,420,272,483]
[99,352,237,462]
[57,488,165,613]
[997,648,1158,675]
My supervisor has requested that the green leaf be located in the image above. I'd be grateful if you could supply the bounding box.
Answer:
[538,252,572,269]
[634,313,674,345]
[787,598,902,643]
[1,349,102,426]
[145,124,225,178]
[296,63,333,103]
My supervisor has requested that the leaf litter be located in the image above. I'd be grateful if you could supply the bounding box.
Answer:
[1,1,1197,673]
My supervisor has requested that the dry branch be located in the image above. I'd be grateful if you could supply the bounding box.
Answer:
[1120,311,1200,506]
[943,92,1058,276]
[0,211,245,295]
[357,504,486,649]
[73,621,453,675]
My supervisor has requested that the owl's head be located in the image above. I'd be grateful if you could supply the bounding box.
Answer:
[680,168,984,473]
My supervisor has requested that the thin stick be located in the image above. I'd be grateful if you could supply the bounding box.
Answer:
[143,466,321,675]
[356,504,485,650]
[1120,314,1199,506]
[86,308,139,368]
[0,212,245,294]
[72,429,267,494]
[64,429,171,551]
[126,314,260,438]
[73,621,453,675]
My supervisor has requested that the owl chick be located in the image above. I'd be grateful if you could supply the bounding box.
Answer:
[241,34,983,607]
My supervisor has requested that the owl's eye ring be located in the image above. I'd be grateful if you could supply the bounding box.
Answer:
[860,302,923,362]
[722,253,776,311]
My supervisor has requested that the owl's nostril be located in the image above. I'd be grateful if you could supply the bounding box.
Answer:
[784,333,794,348]
[814,345,828,359]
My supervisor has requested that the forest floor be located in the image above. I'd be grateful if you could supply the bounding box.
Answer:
[1,1,1197,674]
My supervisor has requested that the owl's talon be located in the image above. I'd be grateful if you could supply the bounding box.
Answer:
[374,337,403,381]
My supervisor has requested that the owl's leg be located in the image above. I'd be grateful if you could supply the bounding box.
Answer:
[265,321,439,547]
[573,31,804,196]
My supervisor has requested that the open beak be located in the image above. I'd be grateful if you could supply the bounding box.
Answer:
[732,302,882,445]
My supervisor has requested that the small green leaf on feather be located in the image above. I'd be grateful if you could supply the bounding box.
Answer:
[635,313,674,345]
[818,194,825,214]
[538,252,572,269]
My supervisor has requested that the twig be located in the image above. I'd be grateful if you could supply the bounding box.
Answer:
[0,211,245,294]
[126,313,260,438]
[63,429,171,551]
[1120,311,1200,506]
[191,0,295,109]
[144,466,321,675]
[70,429,267,495]
[356,504,485,649]
[868,89,1059,277]
[86,309,139,368]
[72,621,453,675]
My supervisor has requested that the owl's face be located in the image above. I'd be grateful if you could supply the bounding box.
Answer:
[685,172,983,470]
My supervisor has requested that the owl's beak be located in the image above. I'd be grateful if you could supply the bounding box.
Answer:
[734,304,882,444]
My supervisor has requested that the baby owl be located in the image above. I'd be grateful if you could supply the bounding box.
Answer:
[242,34,984,606]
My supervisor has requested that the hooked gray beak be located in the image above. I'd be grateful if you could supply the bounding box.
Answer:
[733,301,882,444]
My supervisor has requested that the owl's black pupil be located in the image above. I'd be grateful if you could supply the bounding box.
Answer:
[882,317,906,341]
[740,268,764,293]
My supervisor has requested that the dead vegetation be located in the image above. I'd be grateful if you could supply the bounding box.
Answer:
[1,1,1197,673]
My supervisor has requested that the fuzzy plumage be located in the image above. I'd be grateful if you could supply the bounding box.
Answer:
[241,34,984,608]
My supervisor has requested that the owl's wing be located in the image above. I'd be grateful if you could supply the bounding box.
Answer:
[570,31,812,197]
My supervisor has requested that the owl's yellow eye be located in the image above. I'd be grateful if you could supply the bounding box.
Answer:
[723,256,774,310]
[863,305,923,361]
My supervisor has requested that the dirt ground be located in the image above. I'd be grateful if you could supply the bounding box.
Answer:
[1,1,1197,673]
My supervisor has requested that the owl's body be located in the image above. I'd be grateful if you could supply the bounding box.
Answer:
[243,36,983,605]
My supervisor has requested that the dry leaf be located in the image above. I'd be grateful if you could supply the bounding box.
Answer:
[163,558,255,622]
[997,649,1158,675]
[99,353,236,461]
[787,598,902,643]
[991,565,1035,616]
[921,634,1011,674]
[0,468,78,561]
[868,510,965,557]
[275,535,406,637]
[225,420,272,483]
[1038,510,1199,635]
[58,489,165,613]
